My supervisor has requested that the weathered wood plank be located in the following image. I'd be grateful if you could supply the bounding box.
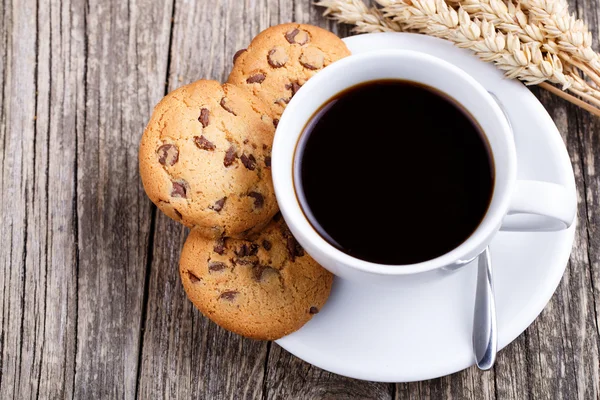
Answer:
[29,0,83,398]
[72,0,173,398]
[264,343,395,400]
[574,111,600,398]
[0,1,79,399]
[571,2,600,399]
[395,364,496,400]
[513,86,600,399]
[493,334,529,400]
[136,0,273,398]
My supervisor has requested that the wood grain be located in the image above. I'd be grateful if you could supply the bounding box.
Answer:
[72,0,174,398]
[1,0,45,397]
[136,1,273,398]
[0,0,599,398]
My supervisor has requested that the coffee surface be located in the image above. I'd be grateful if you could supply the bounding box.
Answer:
[296,80,494,265]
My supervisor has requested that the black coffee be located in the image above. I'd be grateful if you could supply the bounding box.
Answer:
[295,80,494,265]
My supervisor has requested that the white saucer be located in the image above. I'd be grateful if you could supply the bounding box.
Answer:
[275,33,577,382]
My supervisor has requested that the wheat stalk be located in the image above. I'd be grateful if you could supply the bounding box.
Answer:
[316,0,600,115]
[315,0,403,33]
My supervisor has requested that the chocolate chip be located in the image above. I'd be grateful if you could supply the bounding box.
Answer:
[157,144,179,166]
[246,73,266,84]
[293,82,302,95]
[264,156,271,168]
[233,48,247,64]
[235,243,250,257]
[208,261,226,272]
[214,237,226,255]
[234,258,257,266]
[286,235,305,260]
[224,146,237,167]
[235,244,247,257]
[274,97,290,107]
[194,135,215,151]
[248,192,264,209]
[273,119,279,128]
[219,291,238,301]
[262,144,268,150]
[309,306,319,314]
[300,61,318,70]
[198,108,210,127]
[295,241,305,257]
[285,28,309,45]
[267,47,288,68]
[253,265,279,282]
[187,271,201,284]
[240,228,254,237]
[249,243,259,256]
[253,265,266,281]
[299,48,325,70]
[285,28,299,43]
[262,240,272,251]
[211,197,226,212]
[240,153,257,170]
[234,243,258,258]
[171,181,187,198]
[285,81,302,96]
[234,243,257,258]
[174,209,183,220]
[273,212,282,222]
[220,98,237,115]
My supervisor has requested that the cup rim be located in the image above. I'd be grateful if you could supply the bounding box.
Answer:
[272,49,516,275]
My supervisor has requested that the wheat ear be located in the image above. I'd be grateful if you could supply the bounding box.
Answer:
[315,0,403,33]
[520,0,600,75]
[450,0,600,91]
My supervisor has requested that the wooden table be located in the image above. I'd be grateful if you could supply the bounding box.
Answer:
[1,0,599,398]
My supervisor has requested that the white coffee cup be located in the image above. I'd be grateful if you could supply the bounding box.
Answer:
[272,50,576,283]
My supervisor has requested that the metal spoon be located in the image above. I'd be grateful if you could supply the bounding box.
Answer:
[473,247,497,370]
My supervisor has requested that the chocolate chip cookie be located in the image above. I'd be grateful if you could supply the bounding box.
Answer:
[227,23,351,121]
[179,218,333,340]
[139,80,278,238]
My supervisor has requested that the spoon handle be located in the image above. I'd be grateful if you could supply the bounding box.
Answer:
[473,247,497,370]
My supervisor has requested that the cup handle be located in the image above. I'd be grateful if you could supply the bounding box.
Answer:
[500,180,576,232]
